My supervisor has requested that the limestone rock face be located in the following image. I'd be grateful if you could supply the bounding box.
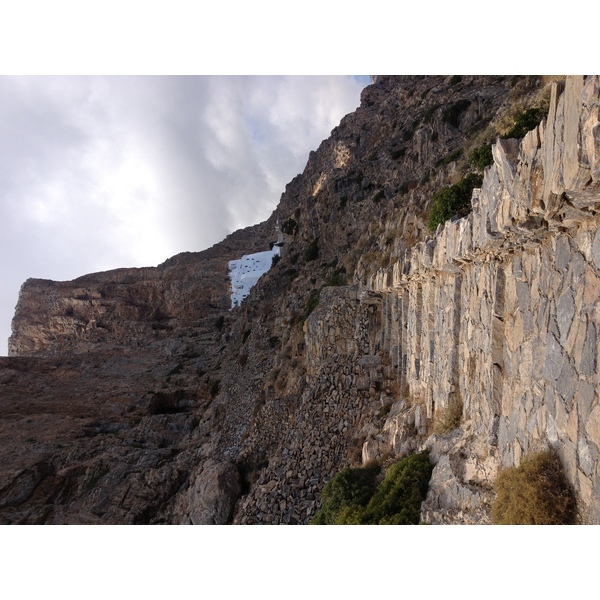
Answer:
[368,76,600,523]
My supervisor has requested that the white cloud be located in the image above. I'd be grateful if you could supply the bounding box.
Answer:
[0,75,367,353]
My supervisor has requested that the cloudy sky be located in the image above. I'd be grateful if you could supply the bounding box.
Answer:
[0,76,369,353]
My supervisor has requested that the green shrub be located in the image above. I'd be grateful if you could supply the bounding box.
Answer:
[501,106,547,139]
[469,144,494,171]
[311,452,433,525]
[359,452,434,524]
[280,218,298,235]
[491,450,576,525]
[442,99,471,128]
[83,467,109,492]
[300,289,321,323]
[304,239,319,262]
[427,172,482,230]
[285,268,299,281]
[310,462,380,525]
[325,267,347,287]
[438,149,463,167]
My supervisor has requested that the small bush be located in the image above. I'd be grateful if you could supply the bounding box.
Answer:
[378,403,391,419]
[427,172,482,230]
[359,452,434,525]
[438,148,463,167]
[469,144,494,171]
[310,462,380,525]
[215,315,225,330]
[285,268,299,281]
[311,452,433,525]
[442,99,471,128]
[325,267,347,287]
[280,218,298,235]
[491,450,576,525]
[301,289,321,323]
[433,399,463,435]
[83,467,109,492]
[304,239,319,262]
[501,106,548,139]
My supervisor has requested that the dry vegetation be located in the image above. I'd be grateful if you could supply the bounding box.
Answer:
[433,398,463,435]
[491,449,576,525]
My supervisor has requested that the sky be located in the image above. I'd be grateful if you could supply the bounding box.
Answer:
[0,76,370,353]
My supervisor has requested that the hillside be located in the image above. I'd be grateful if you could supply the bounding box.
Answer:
[2,75,599,524]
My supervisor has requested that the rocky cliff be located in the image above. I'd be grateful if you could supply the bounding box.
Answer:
[368,75,600,523]
[3,75,599,524]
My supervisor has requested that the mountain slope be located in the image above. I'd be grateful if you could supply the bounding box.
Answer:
[5,75,598,524]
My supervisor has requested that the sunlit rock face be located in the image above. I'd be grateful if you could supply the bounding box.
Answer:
[229,247,281,308]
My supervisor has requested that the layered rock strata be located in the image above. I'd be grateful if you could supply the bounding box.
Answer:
[365,76,600,522]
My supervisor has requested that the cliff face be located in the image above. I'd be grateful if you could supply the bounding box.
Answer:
[8,224,270,357]
[3,75,599,524]
[367,76,600,523]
